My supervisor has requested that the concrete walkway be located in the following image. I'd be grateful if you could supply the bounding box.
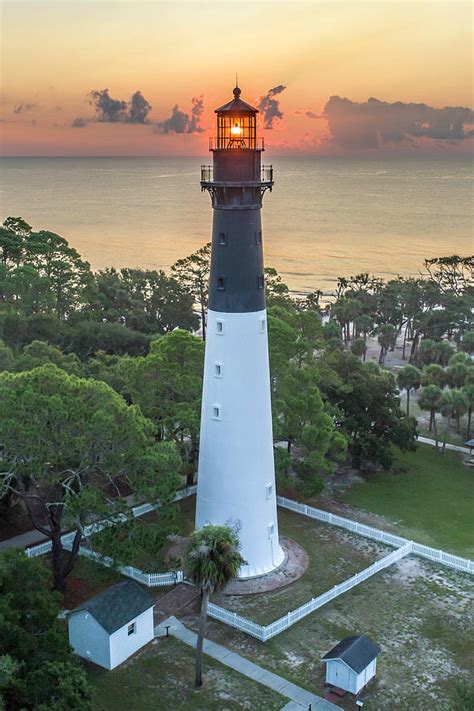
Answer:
[418,435,470,454]
[0,528,47,552]
[155,616,338,710]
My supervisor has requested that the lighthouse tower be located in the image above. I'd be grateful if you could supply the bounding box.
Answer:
[196,85,284,578]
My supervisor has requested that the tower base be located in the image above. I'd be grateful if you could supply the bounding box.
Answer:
[224,536,309,594]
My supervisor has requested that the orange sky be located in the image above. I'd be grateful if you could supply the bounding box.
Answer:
[1,1,473,156]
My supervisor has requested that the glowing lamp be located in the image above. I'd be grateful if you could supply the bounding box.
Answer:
[213,84,258,149]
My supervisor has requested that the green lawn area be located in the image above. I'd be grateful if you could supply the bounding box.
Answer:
[185,556,473,711]
[338,444,474,557]
[214,508,387,624]
[88,636,284,710]
[90,496,196,572]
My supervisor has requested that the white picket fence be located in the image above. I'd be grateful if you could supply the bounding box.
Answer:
[208,542,413,641]
[277,496,474,575]
[26,485,198,559]
[71,545,183,587]
[25,487,196,586]
[24,486,473,641]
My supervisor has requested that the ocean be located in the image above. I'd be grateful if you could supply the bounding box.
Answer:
[1,156,472,294]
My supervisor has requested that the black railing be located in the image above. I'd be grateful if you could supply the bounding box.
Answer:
[261,165,273,183]
[209,137,265,151]
[201,165,212,182]
[200,165,273,184]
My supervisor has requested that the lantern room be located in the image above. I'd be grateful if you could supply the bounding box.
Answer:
[202,84,272,190]
[212,85,261,150]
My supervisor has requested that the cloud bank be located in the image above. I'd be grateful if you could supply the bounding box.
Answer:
[85,88,152,124]
[324,96,474,148]
[155,96,204,134]
[258,85,286,129]
[13,103,36,114]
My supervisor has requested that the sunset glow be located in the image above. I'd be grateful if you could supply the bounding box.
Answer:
[1,1,473,156]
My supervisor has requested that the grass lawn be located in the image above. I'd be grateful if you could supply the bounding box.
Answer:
[182,555,473,711]
[213,508,388,625]
[337,444,474,557]
[88,636,284,710]
[90,496,196,573]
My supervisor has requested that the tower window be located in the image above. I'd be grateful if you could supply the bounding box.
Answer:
[216,320,224,334]
[259,317,266,334]
[257,275,264,290]
[217,276,226,290]
[219,232,227,245]
[212,405,221,420]
[266,483,273,499]
[255,230,262,245]
[268,522,275,538]
[214,362,222,377]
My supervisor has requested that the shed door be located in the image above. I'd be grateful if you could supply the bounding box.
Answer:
[333,662,350,690]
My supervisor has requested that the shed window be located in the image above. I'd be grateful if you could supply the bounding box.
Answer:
[214,362,222,377]
[257,275,264,290]
[255,230,262,245]
[127,622,136,636]
[212,405,221,420]
[219,232,227,245]
[217,276,226,290]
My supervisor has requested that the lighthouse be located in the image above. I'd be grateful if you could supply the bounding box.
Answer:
[195,85,284,578]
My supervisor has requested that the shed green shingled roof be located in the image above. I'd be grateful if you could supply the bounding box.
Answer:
[70,580,154,634]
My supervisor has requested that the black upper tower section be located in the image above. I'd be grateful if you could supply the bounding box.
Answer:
[201,85,274,313]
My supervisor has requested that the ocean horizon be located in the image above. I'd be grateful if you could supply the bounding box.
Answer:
[1,155,472,294]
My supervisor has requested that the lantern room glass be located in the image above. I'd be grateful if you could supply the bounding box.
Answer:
[217,113,257,149]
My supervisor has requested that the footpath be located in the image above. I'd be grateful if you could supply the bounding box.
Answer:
[417,436,470,454]
[155,615,339,710]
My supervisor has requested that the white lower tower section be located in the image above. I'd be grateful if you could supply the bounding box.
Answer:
[196,308,285,578]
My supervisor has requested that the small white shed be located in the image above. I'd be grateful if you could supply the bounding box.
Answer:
[68,580,154,670]
[322,635,381,695]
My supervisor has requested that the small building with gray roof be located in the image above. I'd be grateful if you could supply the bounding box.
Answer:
[68,580,154,669]
[322,635,381,695]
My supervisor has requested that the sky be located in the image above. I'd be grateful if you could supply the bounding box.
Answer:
[1,0,473,156]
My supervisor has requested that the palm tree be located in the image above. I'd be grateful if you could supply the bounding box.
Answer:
[439,389,469,452]
[377,324,397,366]
[350,338,367,361]
[418,385,442,449]
[185,524,244,688]
[397,365,421,417]
[462,383,474,438]
[421,363,447,389]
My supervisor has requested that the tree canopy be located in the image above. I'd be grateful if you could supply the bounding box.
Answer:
[0,364,181,592]
[0,550,92,710]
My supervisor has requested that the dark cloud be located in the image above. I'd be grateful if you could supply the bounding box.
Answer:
[305,110,322,120]
[258,85,286,129]
[324,96,474,148]
[128,91,152,124]
[88,88,152,124]
[13,103,36,114]
[155,96,204,134]
[71,117,87,128]
[89,89,128,122]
